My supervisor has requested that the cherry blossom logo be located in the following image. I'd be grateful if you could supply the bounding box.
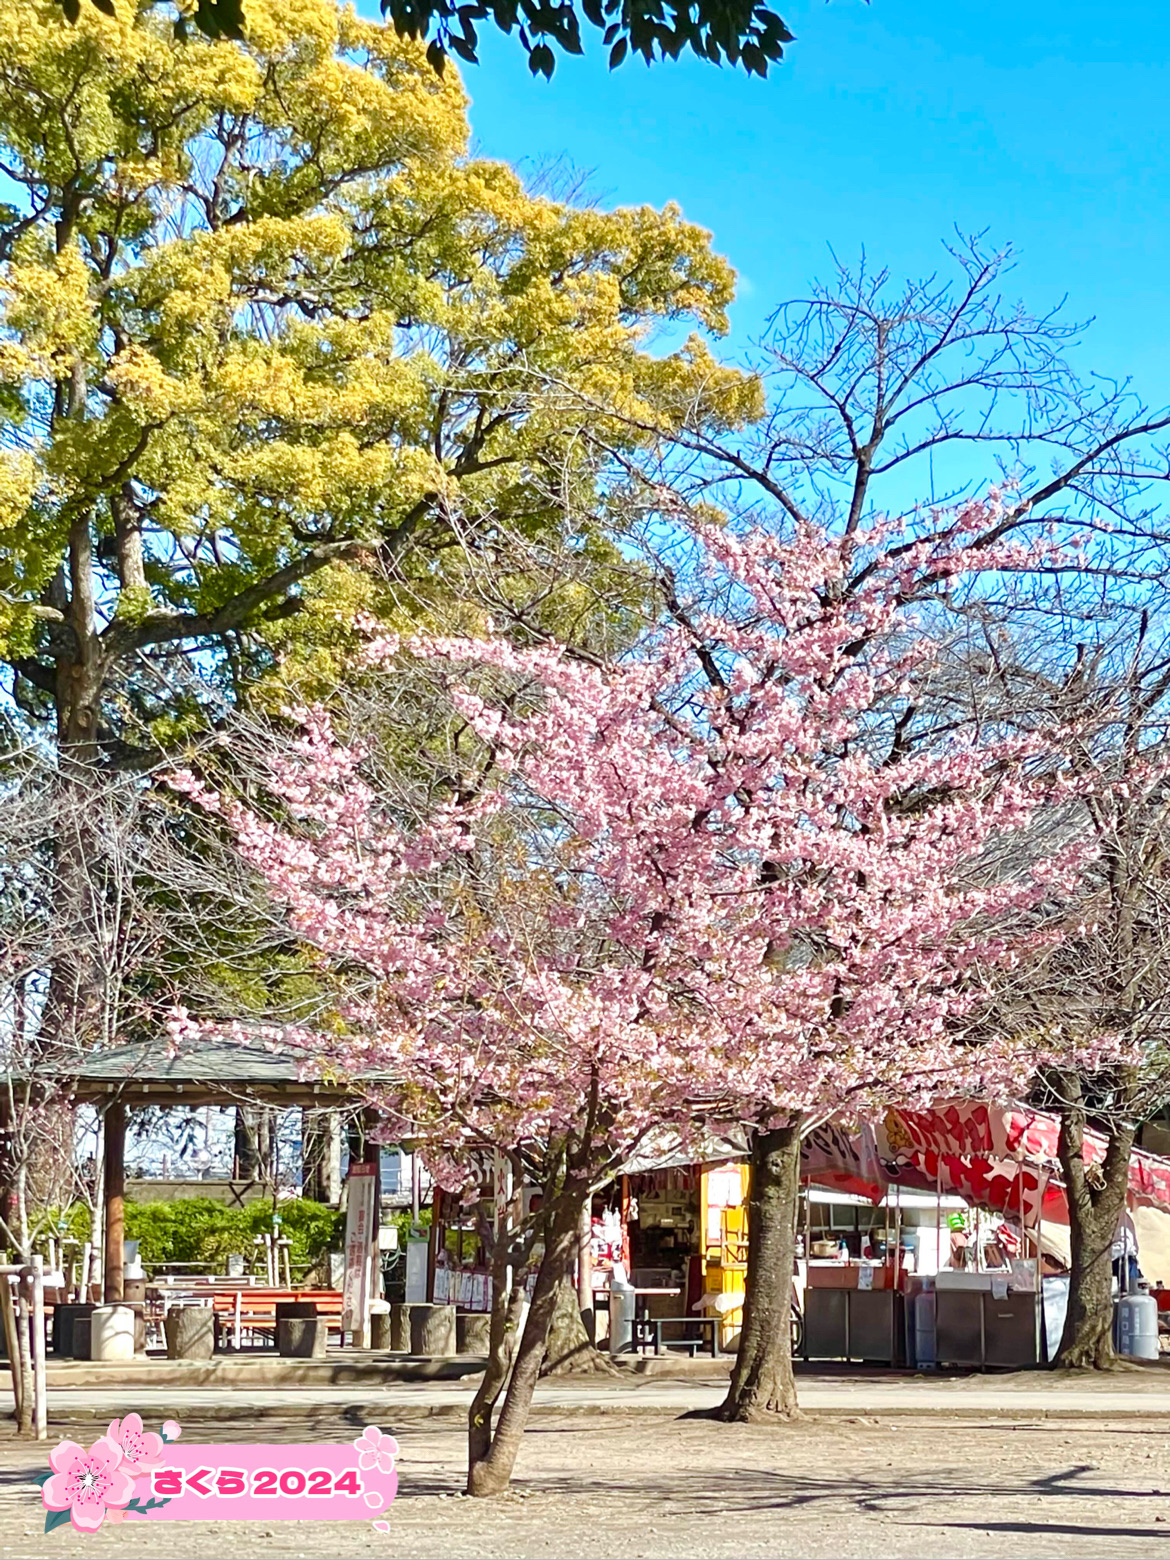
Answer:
[353,1425,399,1475]
[107,1414,169,1477]
[36,1415,180,1534]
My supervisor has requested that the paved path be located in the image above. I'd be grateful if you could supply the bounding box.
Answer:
[31,1370,1170,1420]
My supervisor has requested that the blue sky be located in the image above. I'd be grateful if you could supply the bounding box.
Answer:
[406,0,1169,401]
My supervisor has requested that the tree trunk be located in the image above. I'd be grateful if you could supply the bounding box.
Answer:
[541,1272,619,1376]
[15,1277,33,1438]
[467,1183,585,1497]
[467,1164,526,1475]
[720,1119,803,1423]
[301,1109,332,1202]
[235,1108,272,1183]
[467,1279,527,1472]
[1056,1093,1134,1370]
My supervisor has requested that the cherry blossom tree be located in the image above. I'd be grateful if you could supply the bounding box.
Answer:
[172,500,1098,1483]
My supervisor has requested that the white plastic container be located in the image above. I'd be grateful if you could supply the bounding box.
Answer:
[90,1305,136,1361]
[1116,1288,1159,1361]
[934,1270,995,1292]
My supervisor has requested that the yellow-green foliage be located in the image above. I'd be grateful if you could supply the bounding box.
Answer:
[0,0,759,739]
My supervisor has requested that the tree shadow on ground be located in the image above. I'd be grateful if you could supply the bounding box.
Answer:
[939,1521,1164,1539]
[427,1453,1162,1523]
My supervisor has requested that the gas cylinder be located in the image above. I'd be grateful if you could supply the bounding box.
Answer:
[1116,1286,1160,1361]
[914,1285,937,1370]
[608,1271,636,1356]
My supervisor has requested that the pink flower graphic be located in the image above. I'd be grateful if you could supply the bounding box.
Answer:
[161,1420,182,1443]
[42,1436,136,1532]
[352,1426,398,1475]
[107,1413,166,1476]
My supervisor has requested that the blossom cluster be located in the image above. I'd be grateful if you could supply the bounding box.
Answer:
[172,508,1101,1178]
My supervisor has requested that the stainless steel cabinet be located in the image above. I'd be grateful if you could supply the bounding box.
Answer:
[935,1288,1037,1368]
[804,1288,902,1364]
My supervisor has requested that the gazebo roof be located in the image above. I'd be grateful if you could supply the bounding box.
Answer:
[64,1036,387,1109]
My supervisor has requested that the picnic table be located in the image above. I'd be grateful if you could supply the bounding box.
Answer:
[148,1282,346,1350]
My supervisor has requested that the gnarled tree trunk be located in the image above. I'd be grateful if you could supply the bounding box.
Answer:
[720,1118,803,1423]
[541,1272,618,1376]
[1056,1082,1135,1369]
[467,1179,586,1497]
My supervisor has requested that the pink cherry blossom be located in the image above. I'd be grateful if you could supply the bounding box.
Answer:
[107,1414,166,1476]
[42,1436,136,1532]
[170,503,1108,1193]
[161,1420,182,1442]
[353,1426,398,1474]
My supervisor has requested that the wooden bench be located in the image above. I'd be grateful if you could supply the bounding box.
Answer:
[152,1286,346,1349]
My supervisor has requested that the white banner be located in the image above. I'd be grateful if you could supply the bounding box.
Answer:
[342,1163,378,1336]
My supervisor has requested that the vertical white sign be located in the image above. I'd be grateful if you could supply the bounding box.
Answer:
[342,1163,378,1340]
[493,1150,514,1299]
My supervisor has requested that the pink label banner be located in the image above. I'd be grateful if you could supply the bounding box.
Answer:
[138,1442,397,1521]
[37,1417,398,1535]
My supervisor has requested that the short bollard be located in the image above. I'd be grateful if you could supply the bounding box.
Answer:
[164,1305,215,1361]
[456,1311,491,1354]
[409,1303,456,1357]
[277,1316,327,1359]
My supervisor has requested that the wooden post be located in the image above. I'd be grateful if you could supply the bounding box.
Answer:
[619,1175,631,1274]
[90,1111,105,1301]
[325,1112,342,1206]
[427,1187,441,1302]
[0,1273,21,1421]
[30,1257,46,1440]
[103,1101,126,1304]
[15,1270,32,1436]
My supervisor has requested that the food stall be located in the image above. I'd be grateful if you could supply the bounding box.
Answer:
[425,1103,1170,1366]
[796,1102,1170,1368]
[799,1184,969,1365]
[588,1160,750,1352]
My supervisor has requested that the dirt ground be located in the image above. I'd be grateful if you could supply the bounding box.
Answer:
[2,1408,1168,1560]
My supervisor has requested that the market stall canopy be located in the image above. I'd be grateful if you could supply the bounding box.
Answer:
[803,1102,1170,1222]
[620,1127,748,1177]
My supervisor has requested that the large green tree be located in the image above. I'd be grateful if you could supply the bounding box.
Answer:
[0,0,757,1079]
[0,0,755,769]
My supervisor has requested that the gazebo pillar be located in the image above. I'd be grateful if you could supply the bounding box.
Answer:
[103,1100,126,1304]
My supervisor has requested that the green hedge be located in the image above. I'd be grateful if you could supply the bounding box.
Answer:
[52,1198,345,1276]
[48,1198,429,1276]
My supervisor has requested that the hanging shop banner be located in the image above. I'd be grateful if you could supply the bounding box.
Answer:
[34,1417,398,1534]
[884,1104,1170,1214]
[342,1162,378,1334]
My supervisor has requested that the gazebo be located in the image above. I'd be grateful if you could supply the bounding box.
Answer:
[65,1037,388,1303]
